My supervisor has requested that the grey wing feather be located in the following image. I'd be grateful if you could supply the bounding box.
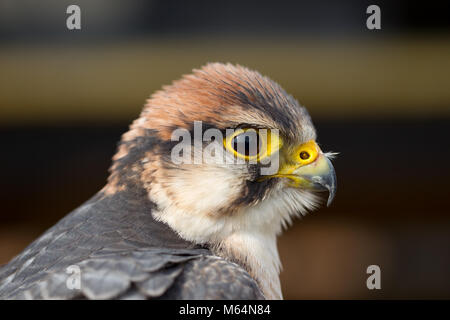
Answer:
[163,256,265,300]
[0,193,264,300]
[1,248,263,300]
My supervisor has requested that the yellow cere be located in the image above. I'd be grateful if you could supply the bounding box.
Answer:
[295,140,319,166]
[253,139,322,187]
[262,140,319,185]
[223,128,283,161]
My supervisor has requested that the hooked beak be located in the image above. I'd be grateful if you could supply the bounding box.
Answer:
[261,140,337,207]
[291,153,337,206]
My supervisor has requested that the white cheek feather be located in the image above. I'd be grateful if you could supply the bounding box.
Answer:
[150,164,320,300]
[149,140,322,299]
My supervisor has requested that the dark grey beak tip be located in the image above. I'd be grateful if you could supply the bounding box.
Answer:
[324,157,337,207]
[302,155,337,207]
[326,187,336,207]
[311,179,336,207]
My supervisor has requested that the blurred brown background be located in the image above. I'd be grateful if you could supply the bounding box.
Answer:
[1,0,449,299]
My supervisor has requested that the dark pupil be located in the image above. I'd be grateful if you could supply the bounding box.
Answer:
[232,131,260,156]
[300,151,310,160]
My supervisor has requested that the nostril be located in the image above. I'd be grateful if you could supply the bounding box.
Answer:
[300,151,310,160]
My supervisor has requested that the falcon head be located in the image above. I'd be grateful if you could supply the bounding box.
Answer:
[105,63,336,299]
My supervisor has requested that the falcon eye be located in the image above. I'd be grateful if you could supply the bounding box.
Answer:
[224,128,282,161]
[300,151,310,160]
[231,130,261,157]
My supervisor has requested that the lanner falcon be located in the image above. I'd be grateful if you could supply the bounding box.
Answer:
[0,63,336,300]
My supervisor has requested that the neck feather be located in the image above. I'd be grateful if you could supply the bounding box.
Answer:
[212,231,283,299]
[150,187,319,299]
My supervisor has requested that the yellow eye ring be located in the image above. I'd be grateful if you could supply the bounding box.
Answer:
[223,128,282,161]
